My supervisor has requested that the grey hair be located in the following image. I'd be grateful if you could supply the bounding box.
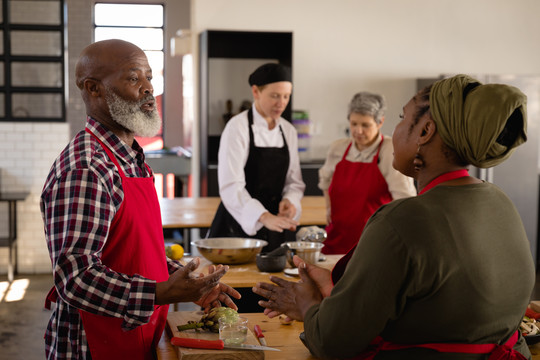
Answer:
[348,92,386,124]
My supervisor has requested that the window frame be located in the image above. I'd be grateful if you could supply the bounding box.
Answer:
[92,1,165,149]
[0,0,67,123]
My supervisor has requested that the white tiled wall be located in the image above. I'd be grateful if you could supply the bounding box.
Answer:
[0,122,70,274]
[1,0,183,275]
[0,0,90,275]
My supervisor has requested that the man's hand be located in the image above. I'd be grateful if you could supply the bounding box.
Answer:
[155,257,240,308]
[195,264,241,311]
[259,212,298,232]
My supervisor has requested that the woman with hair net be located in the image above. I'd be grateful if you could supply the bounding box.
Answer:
[208,63,305,252]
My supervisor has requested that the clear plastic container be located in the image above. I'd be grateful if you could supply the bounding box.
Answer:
[218,317,248,346]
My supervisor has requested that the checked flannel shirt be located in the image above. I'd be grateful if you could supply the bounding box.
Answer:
[40,117,182,359]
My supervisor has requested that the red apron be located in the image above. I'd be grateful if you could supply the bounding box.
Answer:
[354,330,526,360]
[323,135,392,255]
[46,128,169,360]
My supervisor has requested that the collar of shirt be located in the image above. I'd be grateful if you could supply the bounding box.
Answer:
[252,104,282,130]
[348,133,382,162]
[86,117,146,171]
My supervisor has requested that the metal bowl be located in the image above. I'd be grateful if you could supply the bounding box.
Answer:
[192,238,268,264]
[282,241,324,267]
[525,333,540,345]
[256,253,287,272]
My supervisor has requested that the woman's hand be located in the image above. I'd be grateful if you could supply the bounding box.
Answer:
[293,255,333,298]
[278,198,297,219]
[155,258,240,309]
[259,212,298,232]
[252,259,323,321]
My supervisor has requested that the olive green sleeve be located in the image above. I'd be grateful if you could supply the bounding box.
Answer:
[302,209,412,358]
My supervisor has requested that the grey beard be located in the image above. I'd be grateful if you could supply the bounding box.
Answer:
[105,89,162,138]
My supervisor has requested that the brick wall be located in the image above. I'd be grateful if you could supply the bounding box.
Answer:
[0,122,70,274]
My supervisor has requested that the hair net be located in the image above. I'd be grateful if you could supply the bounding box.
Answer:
[248,63,291,86]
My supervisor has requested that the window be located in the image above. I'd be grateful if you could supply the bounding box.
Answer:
[0,0,66,122]
[94,2,164,150]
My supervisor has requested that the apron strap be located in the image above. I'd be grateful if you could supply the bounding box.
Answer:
[85,128,126,178]
[247,107,288,149]
[341,142,353,161]
[359,331,525,360]
[342,134,384,163]
[44,286,58,310]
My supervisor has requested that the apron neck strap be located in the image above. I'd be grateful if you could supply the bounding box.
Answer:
[419,169,469,195]
[85,128,126,178]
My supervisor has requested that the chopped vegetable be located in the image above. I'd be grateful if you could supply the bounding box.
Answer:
[177,307,239,333]
[521,315,540,336]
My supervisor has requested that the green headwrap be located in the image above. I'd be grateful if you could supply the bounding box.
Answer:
[430,74,527,168]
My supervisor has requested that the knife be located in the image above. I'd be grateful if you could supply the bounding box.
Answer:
[253,324,268,346]
[171,336,280,351]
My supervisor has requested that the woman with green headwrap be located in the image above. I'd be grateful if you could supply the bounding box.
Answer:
[253,74,535,359]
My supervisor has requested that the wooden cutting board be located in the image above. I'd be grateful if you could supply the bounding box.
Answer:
[166,311,264,360]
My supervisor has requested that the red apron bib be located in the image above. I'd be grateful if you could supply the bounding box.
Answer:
[46,129,169,360]
[323,136,392,255]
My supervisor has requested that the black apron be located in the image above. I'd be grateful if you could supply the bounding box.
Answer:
[208,108,295,251]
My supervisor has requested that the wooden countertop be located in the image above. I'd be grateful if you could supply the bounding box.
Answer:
[530,342,540,359]
[0,191,30,201]
[160,196,326,229]
[157,312,316,360]
[184,254,341,288]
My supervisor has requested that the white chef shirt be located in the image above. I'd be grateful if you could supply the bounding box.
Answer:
[218,105,306,235]
[318,135,417,199]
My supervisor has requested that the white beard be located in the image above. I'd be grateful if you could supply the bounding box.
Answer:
[105,89,162,138]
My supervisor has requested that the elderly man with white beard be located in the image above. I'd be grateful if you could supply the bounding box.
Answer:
[40,39,240,360]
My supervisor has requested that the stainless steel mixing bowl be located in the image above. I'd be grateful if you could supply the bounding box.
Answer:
[282,241,324,267]
[192,238,268,264]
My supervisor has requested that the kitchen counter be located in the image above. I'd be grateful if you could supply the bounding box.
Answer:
[183,254,341,288]
[158,311,315,360]
[160,195,327,229]
[158,320,540,360]
[531,342,540,359]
